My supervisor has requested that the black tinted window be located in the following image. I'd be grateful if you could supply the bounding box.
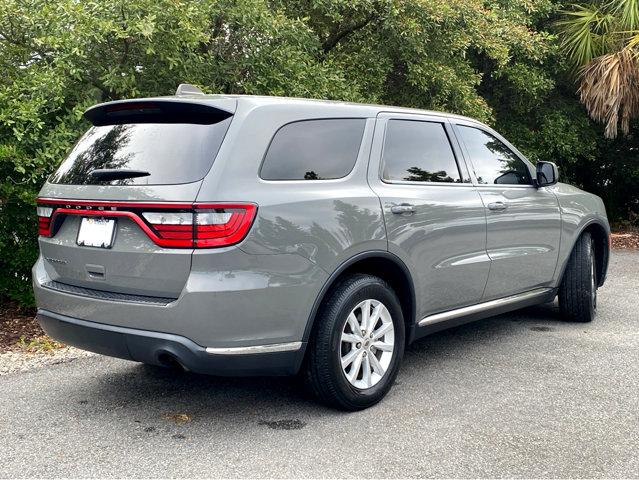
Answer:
[50,118,231,185]
[260,119,365,180]
[457,126,532,185]
[382,120,461,183]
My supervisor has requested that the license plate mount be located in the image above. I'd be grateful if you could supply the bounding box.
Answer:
[77,217,116,249]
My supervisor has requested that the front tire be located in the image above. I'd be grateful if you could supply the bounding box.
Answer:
[559,232,598,323]
[305,274,405,411]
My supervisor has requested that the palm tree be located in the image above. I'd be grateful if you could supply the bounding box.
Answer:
[558,0,639,138]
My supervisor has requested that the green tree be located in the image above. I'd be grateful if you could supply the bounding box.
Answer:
[557,0,639,138]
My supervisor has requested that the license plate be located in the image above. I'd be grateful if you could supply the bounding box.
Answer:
[77,217,116,248]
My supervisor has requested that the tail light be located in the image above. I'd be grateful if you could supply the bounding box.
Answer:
[37,206,54,236]
[36,200,257,249]
[141,212,194,242]
[194,204,257,248]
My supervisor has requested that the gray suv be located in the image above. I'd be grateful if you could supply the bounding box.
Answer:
[33,85,610,410]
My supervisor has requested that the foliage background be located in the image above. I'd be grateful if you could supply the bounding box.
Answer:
[1,0,637,306]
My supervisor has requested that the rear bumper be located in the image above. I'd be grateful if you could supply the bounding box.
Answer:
[37,309,305,376]
[32,250,327,350]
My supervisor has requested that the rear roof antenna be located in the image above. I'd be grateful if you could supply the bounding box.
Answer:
[175,83,204,96]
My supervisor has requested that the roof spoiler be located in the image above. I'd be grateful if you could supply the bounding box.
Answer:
[84,98,235,126]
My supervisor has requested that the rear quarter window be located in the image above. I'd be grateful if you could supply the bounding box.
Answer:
[259,118,366,180]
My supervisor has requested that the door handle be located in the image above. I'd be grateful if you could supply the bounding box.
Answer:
[390,204,415,214]
[487,201,508,211]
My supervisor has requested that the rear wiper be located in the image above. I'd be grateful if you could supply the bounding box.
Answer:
[89,169,151,181]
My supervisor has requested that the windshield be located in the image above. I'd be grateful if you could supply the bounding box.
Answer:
[49,118,232,185]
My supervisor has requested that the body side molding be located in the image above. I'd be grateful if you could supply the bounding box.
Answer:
[413,287,557,341]
[419,288,553,327]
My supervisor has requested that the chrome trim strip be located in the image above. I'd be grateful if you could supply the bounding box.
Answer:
[418,288,552,327]
[381,179,475,187]
[205,341,303,355]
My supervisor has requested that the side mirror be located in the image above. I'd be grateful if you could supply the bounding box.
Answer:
[536,161,559,187]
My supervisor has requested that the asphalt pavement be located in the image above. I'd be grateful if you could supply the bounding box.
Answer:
[0,251,637,478]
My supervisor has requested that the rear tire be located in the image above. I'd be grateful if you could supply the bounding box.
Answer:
[558,232,598,323]
[305,274,405,411]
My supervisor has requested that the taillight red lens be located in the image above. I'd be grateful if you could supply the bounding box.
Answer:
[140,205,256,247]
[37,206,54,236]
[38,218,51,236]
[141,212,194,243]
[194,204,257,248]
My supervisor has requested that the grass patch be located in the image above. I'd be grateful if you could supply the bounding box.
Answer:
[15,335,65,353]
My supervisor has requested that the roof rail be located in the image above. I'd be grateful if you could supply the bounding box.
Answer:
[175,83,204,96]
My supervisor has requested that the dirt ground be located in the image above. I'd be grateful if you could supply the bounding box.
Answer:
[611,230,639,249]
[0,302,56,353]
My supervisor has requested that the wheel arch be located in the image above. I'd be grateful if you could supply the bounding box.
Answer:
[301,251,417,348]
[559,219,610,288]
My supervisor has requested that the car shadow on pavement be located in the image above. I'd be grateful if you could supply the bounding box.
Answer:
[401,300,566,368]
[65,300,567,426]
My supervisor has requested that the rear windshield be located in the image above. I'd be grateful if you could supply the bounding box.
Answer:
[49,118,232,185]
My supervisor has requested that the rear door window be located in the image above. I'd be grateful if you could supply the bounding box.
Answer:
[381,120,462,183]
[50,118,232,185]
[456,126,532,185]
[260,119,366,180]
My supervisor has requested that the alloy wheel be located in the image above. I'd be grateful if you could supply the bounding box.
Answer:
[340,299,395,389]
